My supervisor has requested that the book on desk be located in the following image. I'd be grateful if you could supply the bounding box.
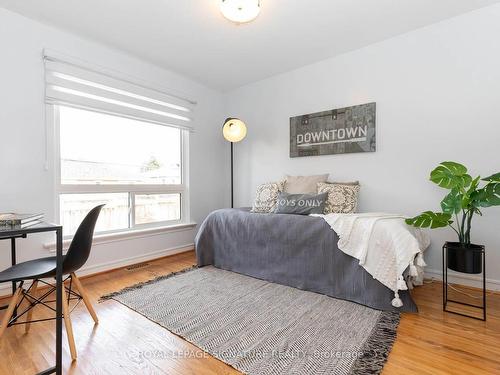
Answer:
[0,213,44,228]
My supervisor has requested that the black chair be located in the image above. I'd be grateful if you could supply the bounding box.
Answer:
[0,205,104,361]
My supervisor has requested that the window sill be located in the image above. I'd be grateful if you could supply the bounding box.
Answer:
[43,222,197,252]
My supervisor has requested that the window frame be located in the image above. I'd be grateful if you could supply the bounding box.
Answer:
[51,104,190,239]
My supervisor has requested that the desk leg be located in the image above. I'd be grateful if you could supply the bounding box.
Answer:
[10,237,17,293]
[11,238,17,316]
[55,229,63,375]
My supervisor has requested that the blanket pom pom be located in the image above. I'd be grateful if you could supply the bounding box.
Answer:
[397,276,407,290]
[392,292,403,308]
[409,264,419,277]
[416,253,427,267]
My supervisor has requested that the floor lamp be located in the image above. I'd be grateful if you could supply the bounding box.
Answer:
[222,118,247,208]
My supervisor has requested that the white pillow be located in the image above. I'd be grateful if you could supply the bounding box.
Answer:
[284,174,329,194]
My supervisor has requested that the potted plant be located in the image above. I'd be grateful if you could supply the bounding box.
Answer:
[406,162,499,274]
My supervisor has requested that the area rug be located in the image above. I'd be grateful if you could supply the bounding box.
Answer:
[101,266,399,375]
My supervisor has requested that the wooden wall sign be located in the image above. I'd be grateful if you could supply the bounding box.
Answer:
[290,102,376,158]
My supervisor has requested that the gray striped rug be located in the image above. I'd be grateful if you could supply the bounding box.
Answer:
[101,266,399,375]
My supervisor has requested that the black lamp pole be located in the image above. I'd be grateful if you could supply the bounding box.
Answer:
[230,141,234,208]
[223,117,247,209]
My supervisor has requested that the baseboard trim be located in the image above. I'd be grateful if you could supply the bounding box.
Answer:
[76,243,195,277]
[425,268,500,291]
[0,243,194,297]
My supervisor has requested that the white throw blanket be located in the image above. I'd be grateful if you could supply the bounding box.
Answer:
[313,213,430,307]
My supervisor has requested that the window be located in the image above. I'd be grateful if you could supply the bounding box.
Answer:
[56,106,188,236]
[44,52,194,237]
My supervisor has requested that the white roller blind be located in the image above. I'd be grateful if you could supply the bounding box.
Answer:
[44,52,195,131]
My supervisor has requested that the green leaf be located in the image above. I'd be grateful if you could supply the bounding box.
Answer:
[482,172,500,182]
[429,161,472,189]
[405,211,452,229]
[441,188,462,214]
[461,176,480,209]
[473,183,500,207]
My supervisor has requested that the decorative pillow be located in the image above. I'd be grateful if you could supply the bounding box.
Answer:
[251,181,284,213]
[284,174,329,194]
[274,192,328,215]
[317,182,360,214]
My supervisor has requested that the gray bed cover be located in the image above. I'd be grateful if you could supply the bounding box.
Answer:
[195,208,417,312]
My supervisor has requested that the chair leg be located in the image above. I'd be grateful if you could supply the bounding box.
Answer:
[0,288,22,338]
[70,272,98,324]
[61,285,77,361]
[24,280,39,333]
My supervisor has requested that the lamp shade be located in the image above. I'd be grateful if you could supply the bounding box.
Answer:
[223,118,247,142]
[220,0,261,24]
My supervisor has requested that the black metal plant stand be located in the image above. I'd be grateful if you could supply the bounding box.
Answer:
[442,243,486,321]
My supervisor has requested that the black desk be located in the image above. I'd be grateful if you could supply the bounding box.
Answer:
[0,223,63,375]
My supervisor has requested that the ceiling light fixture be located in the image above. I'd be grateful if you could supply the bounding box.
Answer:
[220,0,261,24]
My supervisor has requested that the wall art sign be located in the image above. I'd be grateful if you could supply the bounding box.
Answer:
[290,102,376,158]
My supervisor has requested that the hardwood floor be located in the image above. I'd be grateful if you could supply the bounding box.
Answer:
[0,251,499,374]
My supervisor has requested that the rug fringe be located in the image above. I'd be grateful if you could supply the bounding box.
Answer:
[99,265,198,302]
[350,311,400,375]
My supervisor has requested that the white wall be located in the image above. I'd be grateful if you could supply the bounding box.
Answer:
[0,8,229,291]
[1,4,499,292]
[225,5,500,287]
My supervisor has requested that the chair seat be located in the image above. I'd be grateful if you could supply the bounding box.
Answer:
[0,256,60,283]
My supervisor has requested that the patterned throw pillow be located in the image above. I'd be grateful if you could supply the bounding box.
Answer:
[317,182,360,214]
[251,181,284,213]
